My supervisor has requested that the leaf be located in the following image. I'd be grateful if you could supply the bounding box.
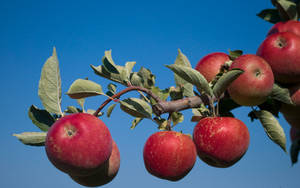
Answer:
[64,106,82,114]
[169,86,184,100]
[171,112,184,126]
[271,83,293,105]
[107,104,117,117]
[154,117,168,130]
[67,79,104,99]
[254,110,287,152]
[257,9,281,24]
[102,50,120,74]
[77,98,85,112]
[272,0,298,20]
[131,117,143,129]
[129,72,143,87]
[191,106,210,122]
[173,49,194,97]
[38,47,62,115]
[228,49,243,60]
[106,83,117,97]
[121,61,136,82]
[213,69,244,98]
[166,64,213,96]
[120,98,152,118]
[28,105,54,132]
[290,138,300,165]
[150,87,170,104]
[91,64,125,85]
[13,132,47,146]
[137,67,156,89]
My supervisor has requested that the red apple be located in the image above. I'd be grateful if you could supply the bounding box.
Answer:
[290,127,300,142]
[45,113,112,176]
[267,20,300,37]
[143,131,197,181]
[193,117,250,168]
[195,52,230,82]
[70,140,120,187]
[227,54,274,106]
[257,32,300,83]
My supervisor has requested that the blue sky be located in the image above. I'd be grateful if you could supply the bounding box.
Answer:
[1,0,299,187]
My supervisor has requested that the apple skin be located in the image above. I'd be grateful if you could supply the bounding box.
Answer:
[195,52,230,82]
[70,140,120,187]
[227,54,274,106]
[45,113,112,176]
[267,20,300,37]
[193,117,250,168]
[257,32,300,83]
[143,131,197,181]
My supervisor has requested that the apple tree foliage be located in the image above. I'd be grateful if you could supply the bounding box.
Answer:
[13,0,300,180]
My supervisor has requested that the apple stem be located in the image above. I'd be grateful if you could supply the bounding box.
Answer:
[166,113,172,131]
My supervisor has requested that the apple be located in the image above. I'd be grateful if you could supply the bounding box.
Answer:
[195,52,230,82]
[193,117,250,168]
[290,127,300,142]
[70,140,120,187]
[257,32,300,83]
[267,20,300,37]
[143,131,197,181]
[45,113,112,176]
[227,54,274,106]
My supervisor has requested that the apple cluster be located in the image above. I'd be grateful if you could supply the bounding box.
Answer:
[45,113,120,187]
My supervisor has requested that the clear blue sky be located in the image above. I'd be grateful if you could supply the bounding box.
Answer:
[1,0,299,187]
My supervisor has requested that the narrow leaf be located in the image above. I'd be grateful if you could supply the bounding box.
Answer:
[120,98,152,118]
[38,47,62,115]
[102,50,120,74]
[254,110,287,152]
[131,117,143,129]
[91,65,124,84]
[13,132,47,146]
[290,138,300,165]
[174,49,194,97]
[67,79,104,99]
[228,49,243,60]
[257,9,281,24]
[28,105,54,132]
[166,64,213,96]
[107,104,117,117]
[213,69,244,98]
[271,83,293,104]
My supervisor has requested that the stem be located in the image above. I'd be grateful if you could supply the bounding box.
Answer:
[93,86,162,116]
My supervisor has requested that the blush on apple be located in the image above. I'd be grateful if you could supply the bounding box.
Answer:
[193,117,250,168]
[267,20,300,37]
[195,52,230,82]
[45,113,112,176]
[227,54,274,106]
[70,140,120,187]
[143,131,197,181]
[257,32,300,83]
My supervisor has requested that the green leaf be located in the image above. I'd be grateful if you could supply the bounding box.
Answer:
[120,98,152,118]
[173,49,194,97]
[271,83,294,104]
[137,67,156,89]
[254,110,287,152]
[154,117,168,130]
[38,47,62,115]
[166,64,213,96]
[213,69,244,98]
[64,106,82,114]
[131,117,143,129]
[129,72,143,87]
[150,87,170,104]
[272,0,298,20]
[169,86,184,100]
[171,112,184,126]
[121,61,136,82]
[77,98,85,112]
[13,132,47,146]
[257,9,281,24]
[290,138,300,165]
[102,50,120,74]
[67,79,104,99]
[191,106,210,122]
[106,83,117,97]
[91,64,125,85]
[107,104,117,118]
[28,105,54,132]
[228,49,243,60]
